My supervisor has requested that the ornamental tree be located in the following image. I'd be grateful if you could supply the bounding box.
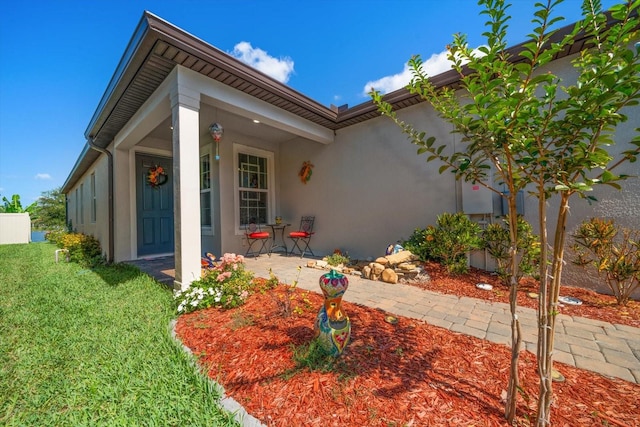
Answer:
[32,187,66,231]
[371,0,640,425]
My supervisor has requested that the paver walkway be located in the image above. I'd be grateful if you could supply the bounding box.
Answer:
[131,254,640,384]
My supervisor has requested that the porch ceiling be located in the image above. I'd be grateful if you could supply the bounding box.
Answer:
[144,110,295,148]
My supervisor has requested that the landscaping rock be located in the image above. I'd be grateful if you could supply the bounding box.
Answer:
[375,257,389,265]
[385,250,417,266]
[397,262,420,271]
[382,268,399,284]
[370,262,385,275]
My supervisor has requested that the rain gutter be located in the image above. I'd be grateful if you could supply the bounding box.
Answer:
[87,138,114,263]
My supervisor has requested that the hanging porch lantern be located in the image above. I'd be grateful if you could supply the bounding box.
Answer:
[209,122,224,160]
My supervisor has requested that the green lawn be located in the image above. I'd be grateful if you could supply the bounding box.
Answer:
[0,243,239,426]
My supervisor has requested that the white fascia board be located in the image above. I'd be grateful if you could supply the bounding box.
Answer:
[178,66,334,145]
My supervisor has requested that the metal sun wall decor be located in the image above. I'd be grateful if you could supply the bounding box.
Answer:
[298,161,313,184]
[209,123,224,160]
[314,269,351,356]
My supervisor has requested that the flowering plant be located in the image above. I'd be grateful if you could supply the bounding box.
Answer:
[174,253,254,314]
[147,165,168,188]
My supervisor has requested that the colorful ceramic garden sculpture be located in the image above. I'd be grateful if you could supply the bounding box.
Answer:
[315,269,351,356]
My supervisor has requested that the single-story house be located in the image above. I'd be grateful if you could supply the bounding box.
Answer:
[62,11,639,292]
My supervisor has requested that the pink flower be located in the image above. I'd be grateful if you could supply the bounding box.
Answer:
[216,271,232,282]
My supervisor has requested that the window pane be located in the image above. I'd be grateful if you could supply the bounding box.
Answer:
[200,192,211,227]
[239,191,267,225]
[200,155,211,189]
[238,153,267,190]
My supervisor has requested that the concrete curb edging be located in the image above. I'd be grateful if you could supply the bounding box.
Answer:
[168,319,265,427]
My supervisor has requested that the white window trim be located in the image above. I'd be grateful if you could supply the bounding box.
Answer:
[233,143,274,234]
[200,147,214,236]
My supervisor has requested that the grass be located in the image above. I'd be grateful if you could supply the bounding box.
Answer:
[0,242,239,426]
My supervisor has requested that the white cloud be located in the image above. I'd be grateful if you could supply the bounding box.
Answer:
[231,42,294,84]
[362,50,453,96]
[362,48,485,97]
[35,173,52,180]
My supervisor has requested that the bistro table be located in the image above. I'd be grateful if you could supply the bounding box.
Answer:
[267,223,291,255]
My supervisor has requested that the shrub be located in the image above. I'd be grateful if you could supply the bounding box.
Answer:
[482,215,540,285]
[432,212,483,274]
[45,230,66,245]
[325,251,350,267]
[572,218,640,306]
[52,232,104,267]
[402,212,482,273]
[402,227,438,262]
[174,253,254,314]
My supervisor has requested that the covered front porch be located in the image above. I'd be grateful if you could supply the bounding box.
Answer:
[110,63,334,290]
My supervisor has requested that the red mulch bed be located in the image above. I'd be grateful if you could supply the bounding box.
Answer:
[175,267,640,427]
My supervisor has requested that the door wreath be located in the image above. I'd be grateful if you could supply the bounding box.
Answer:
[147,165,168,188]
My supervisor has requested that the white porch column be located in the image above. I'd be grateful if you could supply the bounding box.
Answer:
[170,86,201,290]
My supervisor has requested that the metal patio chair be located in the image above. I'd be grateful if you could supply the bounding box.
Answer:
[288,216,315,258]
[245,220,270,258]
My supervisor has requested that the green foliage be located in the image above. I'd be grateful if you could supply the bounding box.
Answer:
[0,194,37,213]
[431,212,483,274]
[325,251,351,267]
[572,217,640,306]
[269,266,307,317]
[45,229,66,245]
[403,212,481,274]
[483,216,540,285]
[51,231,104,267]
[32,187,66,230]
[174,253,254,313]
[402,227,438,261]
[291,338,336,372]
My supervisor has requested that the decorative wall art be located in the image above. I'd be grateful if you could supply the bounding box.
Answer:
[298,161,313,184]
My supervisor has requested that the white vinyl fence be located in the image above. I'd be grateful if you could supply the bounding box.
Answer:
[0,213,31,244]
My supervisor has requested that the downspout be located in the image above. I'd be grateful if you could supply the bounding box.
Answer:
[87,137,114,263]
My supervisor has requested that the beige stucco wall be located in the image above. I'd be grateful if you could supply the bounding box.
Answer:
[65,154,110,257]
[277,102,459,260]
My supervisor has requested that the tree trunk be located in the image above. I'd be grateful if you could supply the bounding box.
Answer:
[504,195,522,423]
[535,193,570,426]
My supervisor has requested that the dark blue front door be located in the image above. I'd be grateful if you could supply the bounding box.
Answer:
[136,154,174,256]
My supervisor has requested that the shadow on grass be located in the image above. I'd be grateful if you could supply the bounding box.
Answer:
[91,262,141,284]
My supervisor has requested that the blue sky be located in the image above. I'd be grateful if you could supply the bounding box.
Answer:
[0,0,618,204]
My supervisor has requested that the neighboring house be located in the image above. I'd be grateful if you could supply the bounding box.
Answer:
[63,11,639,292]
